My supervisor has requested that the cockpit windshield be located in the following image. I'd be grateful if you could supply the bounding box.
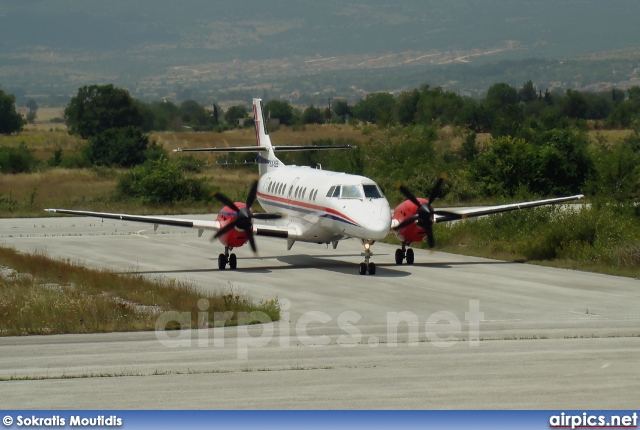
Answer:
[326,184,384,199]
[340,185,363,199]
[363,184,384,199]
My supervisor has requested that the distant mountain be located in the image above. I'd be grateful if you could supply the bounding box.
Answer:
[1,0,640,104]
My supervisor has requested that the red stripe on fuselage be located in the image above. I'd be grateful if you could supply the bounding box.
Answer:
[256,191,361,227]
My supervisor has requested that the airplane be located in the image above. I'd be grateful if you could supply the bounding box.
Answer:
[45,98,585,275]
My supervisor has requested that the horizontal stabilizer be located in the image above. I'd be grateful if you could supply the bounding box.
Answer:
[174,145,352,153]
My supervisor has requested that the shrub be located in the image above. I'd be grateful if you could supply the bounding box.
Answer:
[0,143,38,173]
[84,126,149,168]
[117,157,211,204]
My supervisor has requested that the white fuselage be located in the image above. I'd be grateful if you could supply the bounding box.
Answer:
[256,165,391,244]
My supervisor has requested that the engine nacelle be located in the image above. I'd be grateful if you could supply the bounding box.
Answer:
[392,198,431,244]
[215,203,251,248]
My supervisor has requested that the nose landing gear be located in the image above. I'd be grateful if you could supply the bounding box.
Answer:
[359,241,376,275]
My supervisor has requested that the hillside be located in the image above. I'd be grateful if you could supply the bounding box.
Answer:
[2,1,640,104]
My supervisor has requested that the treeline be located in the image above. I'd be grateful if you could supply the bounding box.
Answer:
[3,82,640,205]
[345,82,640,132]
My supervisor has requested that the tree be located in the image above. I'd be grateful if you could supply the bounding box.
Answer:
[395,89,420,125]
[0,89,26,135]
[26,99,39,113]
[263,100,294,126]
[301,104,324,124]
[224,105,248,125]
[26,111,37,124]
[352,92,395,125]
[84,126,149,168]
[561,89,587,119]
[64,84,143,139]
[212,104,219,125]
[180,99,210,129]
[333,99,352,123]
[485,83,519,110]
[518,80,537,103]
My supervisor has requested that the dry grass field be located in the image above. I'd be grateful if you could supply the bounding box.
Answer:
[23,107,67,132]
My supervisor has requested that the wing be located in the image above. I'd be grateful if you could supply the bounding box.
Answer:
[433,194,585,223]
[44,209,289,239]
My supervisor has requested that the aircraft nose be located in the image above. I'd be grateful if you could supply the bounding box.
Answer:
[364,211,391,240]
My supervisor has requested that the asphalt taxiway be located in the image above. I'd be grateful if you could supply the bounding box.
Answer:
[0,215,638,408]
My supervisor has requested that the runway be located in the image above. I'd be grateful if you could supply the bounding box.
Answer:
[1,215,639,409]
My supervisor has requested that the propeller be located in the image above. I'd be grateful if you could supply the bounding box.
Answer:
[394,175,446,249]
[212,181,283,254]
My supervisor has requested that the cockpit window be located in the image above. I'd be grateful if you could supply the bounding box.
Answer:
[326,186,336,198]
[363,184,384,199]
[340,184,363,199]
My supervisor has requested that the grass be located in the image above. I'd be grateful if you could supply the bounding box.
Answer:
[429,204,640,279]
[0,246,280,336]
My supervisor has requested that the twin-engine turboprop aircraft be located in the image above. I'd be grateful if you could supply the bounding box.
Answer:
[46,98,584,275]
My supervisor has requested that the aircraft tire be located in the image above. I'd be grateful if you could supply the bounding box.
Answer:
[229,253,237,270]
[359,263,367,275]
[218,254,227,270]
[406,248,415,265]
[394,249,404,265]
[368,262,376,275]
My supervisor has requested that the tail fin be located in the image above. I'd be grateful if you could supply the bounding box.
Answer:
[174,98,351,178]
[253,98,281,177]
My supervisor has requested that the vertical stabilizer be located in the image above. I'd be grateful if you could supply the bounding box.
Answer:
[253,98,281,177]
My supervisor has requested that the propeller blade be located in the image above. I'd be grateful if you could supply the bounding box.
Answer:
[398,184,421,207]
[213,221,237,240]
[253,213,284,220]
[246,229,258,254]
[426,223,435,249]
[393,214,420,231]
[428,176,445,204]
[246,181,259,208]
[213,192,240,213]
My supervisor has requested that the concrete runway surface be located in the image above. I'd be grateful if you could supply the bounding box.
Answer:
[0,215,638,409]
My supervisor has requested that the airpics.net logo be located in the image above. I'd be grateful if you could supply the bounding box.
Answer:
[154,298,484,359]
[549,412,638,429]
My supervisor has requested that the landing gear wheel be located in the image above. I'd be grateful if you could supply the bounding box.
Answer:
[217,253,228,270]
[395,249,404,265]
[229,253,237,270]
[406,248,415,265]
[359,263,367,275]
[368,262,376,275]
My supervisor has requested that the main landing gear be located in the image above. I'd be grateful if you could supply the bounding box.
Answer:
[218,246,237,270]
[359,241,376,275]
[394,242,414,265]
